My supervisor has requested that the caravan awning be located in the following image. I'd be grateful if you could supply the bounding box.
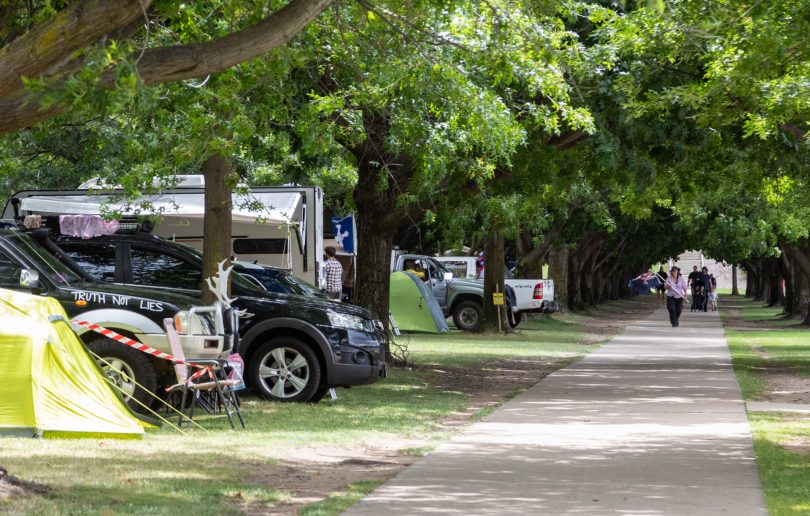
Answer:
[19,192,302,225]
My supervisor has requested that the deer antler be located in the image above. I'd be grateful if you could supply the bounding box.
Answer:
[205,260,238,308]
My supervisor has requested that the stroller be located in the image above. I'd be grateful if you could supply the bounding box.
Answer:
[691,285,706,312]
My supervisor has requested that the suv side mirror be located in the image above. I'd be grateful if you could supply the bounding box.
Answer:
[20,269,40,289]
[443,272,453,281]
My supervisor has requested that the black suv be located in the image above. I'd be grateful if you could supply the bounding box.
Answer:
[0,229,231,410]
[51,230,388,403]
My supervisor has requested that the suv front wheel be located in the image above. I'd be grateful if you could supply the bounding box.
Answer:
[248,338,321,402]
[86,336,158,413]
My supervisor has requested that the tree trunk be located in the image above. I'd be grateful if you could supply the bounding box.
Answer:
[766,259,782,307]
[742,260,759,298]
[788,246,810,326]
[756,260,769,302]
[549,245,570,313]
[732,265,739,295]
[516,220,564,279]
[353,212,394,323]
[481,226,506,332]
[201,154,233,305]
[569,249,584,312]
[514,229,542,279]
[779,251,793,314]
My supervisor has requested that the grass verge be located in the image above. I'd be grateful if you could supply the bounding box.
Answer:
[299,480,384,516]
[722,295,810,515]
[0,307,606,515]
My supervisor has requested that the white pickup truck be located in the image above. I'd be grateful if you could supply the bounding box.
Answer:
[434,256,557,314]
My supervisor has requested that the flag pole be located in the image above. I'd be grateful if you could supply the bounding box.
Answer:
[652,269,688,299]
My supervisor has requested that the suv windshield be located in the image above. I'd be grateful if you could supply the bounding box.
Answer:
[279,272,324,297]
[237,265,325,298]
[10,233,81,287]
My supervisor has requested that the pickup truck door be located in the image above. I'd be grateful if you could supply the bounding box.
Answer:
[426,259,449,308]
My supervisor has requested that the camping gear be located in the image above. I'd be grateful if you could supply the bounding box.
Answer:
[389,272,449,333]
[163,319,244,430]
[0,288,147,438]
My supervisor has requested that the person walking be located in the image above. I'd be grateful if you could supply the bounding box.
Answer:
[699,266,712,312]
[687,265,701,296]
[664,267,689,327]
[324,246,343,301]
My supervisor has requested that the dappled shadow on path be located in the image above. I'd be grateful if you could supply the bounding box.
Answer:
[346,306,766,515]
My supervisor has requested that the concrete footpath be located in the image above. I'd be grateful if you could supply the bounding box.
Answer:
[345,306,767,515]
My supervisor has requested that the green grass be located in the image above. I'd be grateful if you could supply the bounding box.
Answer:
[299,480,384,516]
[400,317,592,368]
[722,296,810,515]
[751,414,810,515]
[0,311,598,514]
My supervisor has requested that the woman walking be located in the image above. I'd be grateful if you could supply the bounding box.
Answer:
[664,267,689,327]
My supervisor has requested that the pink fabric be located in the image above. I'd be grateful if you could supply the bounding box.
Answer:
[227,354,246,391]
[59,215,119,239]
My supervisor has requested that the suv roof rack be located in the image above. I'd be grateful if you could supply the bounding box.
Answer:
[14,214,153,237]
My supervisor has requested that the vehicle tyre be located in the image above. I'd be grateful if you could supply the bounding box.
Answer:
[508,309,522,328]
[248,338,321,402]
[85,336,158,413]
[452,300,483,331]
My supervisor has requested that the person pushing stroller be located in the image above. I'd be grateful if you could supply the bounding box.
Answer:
[691,284,706,312]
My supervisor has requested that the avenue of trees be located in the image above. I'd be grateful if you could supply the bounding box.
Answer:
[0,0,808,328]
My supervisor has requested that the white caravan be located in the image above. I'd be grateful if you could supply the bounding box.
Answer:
[3,180,325,287]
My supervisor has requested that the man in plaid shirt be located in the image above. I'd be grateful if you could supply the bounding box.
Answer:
[324,246,343,301]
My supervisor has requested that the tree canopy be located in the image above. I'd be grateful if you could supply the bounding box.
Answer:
[1,0,809,326]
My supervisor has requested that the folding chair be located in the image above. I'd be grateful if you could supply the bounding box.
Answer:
[163,318,245,430]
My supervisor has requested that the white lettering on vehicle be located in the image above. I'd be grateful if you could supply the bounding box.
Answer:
[111,295,131,306]
[72,291,163,312]
[139,300,164,312]
[72,291,106,304]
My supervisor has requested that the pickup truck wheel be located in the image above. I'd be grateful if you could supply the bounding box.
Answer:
[85,336,158,413]
[508,310,522,328]
[452,300,483,331]
[248,338,321,402]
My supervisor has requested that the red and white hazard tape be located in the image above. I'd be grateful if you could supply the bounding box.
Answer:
[71,320,213,385]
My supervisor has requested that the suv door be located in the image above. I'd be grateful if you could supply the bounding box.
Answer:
[59,242,119,283]
[126,244,203,296]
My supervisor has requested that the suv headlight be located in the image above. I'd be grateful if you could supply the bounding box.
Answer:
[174,311,214,335]
[326,310,367,330]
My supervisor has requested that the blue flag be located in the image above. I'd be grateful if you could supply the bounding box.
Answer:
[628,272,663,295]
[331,214,356,254]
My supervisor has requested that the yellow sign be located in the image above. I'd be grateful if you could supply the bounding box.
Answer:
[492,293,504,305]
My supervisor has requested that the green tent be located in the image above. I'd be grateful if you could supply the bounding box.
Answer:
[389,272,449,333]
[0,288,147,438]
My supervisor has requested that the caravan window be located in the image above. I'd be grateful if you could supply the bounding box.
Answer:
[130,248,202,290]
[233,238,289,255]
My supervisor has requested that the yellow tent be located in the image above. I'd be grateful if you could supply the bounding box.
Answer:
[0,288,146,438]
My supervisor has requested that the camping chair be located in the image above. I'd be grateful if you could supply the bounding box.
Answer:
[163,318,245,430]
